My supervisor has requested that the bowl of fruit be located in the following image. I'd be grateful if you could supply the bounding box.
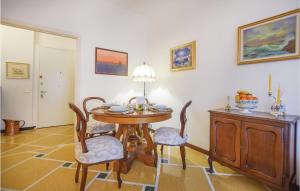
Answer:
[235,90,258,113]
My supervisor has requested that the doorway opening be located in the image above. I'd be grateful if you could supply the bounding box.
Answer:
[1,24,77,129]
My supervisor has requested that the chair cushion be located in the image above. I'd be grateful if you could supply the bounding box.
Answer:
[154,127,188,146]
[75,136,123,164]
[87,119,115,134]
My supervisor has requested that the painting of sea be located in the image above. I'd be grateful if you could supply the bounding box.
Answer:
[238,9,300,64]
[95,48,128,76]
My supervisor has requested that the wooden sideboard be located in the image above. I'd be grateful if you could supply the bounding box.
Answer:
[208,109,299,191]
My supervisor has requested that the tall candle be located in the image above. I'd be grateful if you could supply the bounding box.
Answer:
[268,74,272,93]
[276,84,281,105]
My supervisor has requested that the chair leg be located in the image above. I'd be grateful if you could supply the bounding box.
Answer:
[75,162,81,183]
[112,130,116,137]
[117,160,123,188]
[160,145,164,156]
[106,163,109,171]
[154,144,158,167]
[80,165,88,191]
[180,146,186,170]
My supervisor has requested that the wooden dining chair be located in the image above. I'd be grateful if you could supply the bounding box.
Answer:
[69,103,124,191]
[153,101,192,169]
[83,97,116,137]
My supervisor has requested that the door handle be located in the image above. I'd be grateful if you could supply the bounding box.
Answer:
[40,90,47,99]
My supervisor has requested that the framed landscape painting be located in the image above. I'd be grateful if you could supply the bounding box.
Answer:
[95,47,128,76]
[238,9,300,65]
[6,62,30,79]
[170,41,196,71]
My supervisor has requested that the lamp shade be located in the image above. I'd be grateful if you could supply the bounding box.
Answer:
[132,62,156,82]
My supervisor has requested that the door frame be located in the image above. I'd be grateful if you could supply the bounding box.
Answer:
[1,19,80,128]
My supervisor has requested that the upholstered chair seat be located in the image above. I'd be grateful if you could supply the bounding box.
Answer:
[87,118,116,134]
[75,135,123,164]
[154,127,188,146]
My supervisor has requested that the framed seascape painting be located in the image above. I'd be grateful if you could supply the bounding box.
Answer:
[6,62,30,79]
[170,41,196,71]
[95,47,128,76]
[238,9,300,65]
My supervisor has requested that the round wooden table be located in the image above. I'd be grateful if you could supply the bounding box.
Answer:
[92,108,172,173]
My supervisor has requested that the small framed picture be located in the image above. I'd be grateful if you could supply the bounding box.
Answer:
[238,9,300,65]
[6,62,30,79]
[170,41,196,72]
[95,47,128,76]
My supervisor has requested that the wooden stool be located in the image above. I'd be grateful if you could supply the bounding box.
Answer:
[2,119,25,136]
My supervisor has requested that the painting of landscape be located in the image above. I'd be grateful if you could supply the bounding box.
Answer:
[238,10,299,64]
[95,48,128,76]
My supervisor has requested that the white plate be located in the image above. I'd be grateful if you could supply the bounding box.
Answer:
[152,104,167,109]
[109,106,128,112]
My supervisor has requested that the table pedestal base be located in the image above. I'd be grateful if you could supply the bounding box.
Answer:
[114,123,156,174]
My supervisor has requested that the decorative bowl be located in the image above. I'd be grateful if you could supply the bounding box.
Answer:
[236,100,258,113]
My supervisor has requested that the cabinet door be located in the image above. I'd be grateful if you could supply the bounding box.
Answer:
[241,122,284,186]
[211,117,241,167]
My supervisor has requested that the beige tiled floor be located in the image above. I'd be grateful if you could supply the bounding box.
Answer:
[0,125,269,191]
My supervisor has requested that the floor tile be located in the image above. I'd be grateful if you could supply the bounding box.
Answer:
[209,174,268,191]
[0,143,20,152]
[27,167,96,191]
[1,133,49,144]
[44,144,75,162]
[169,147,208,166]
[1,158,62,190]
[213,162,238,174]
[29,135,73,147]
[36,126,73,135]
[2,145,45,156]
[157,165,211,191]
[87,179,142,191]
[1,152,35,171]
[109,161,156,185]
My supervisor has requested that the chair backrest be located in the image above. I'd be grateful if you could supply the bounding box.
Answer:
[83,97,106,121]
[129,96,149,104]
[68,103,88,153]
[179,101,192,138]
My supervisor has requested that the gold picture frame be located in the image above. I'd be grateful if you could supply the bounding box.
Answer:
[237,9,300,65]
[170,41,196,71]
[6,62,30,79]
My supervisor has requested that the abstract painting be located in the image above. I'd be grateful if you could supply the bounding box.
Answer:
[238,9,300,64]
[95,47,128,76]
[6,62,30,79]
[170,41,196,71]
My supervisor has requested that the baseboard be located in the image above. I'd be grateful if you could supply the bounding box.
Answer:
[186,143,209,155]
[1,126,36,133]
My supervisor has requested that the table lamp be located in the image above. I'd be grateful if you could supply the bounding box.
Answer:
[132,62,156,97]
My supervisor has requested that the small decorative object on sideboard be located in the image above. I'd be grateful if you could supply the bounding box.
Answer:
[268,74,286,116]
[224,96,231,111]
[235,90,258,113]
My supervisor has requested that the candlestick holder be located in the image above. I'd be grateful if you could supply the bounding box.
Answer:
[268,91,286,116]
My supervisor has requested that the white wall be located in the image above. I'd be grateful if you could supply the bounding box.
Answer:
[1,25,34,127]
[1,0,149,108]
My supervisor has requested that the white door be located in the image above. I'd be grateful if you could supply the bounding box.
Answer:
[38,46,75,127]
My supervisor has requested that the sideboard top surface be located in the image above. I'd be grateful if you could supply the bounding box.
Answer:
[209,108,299,124]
